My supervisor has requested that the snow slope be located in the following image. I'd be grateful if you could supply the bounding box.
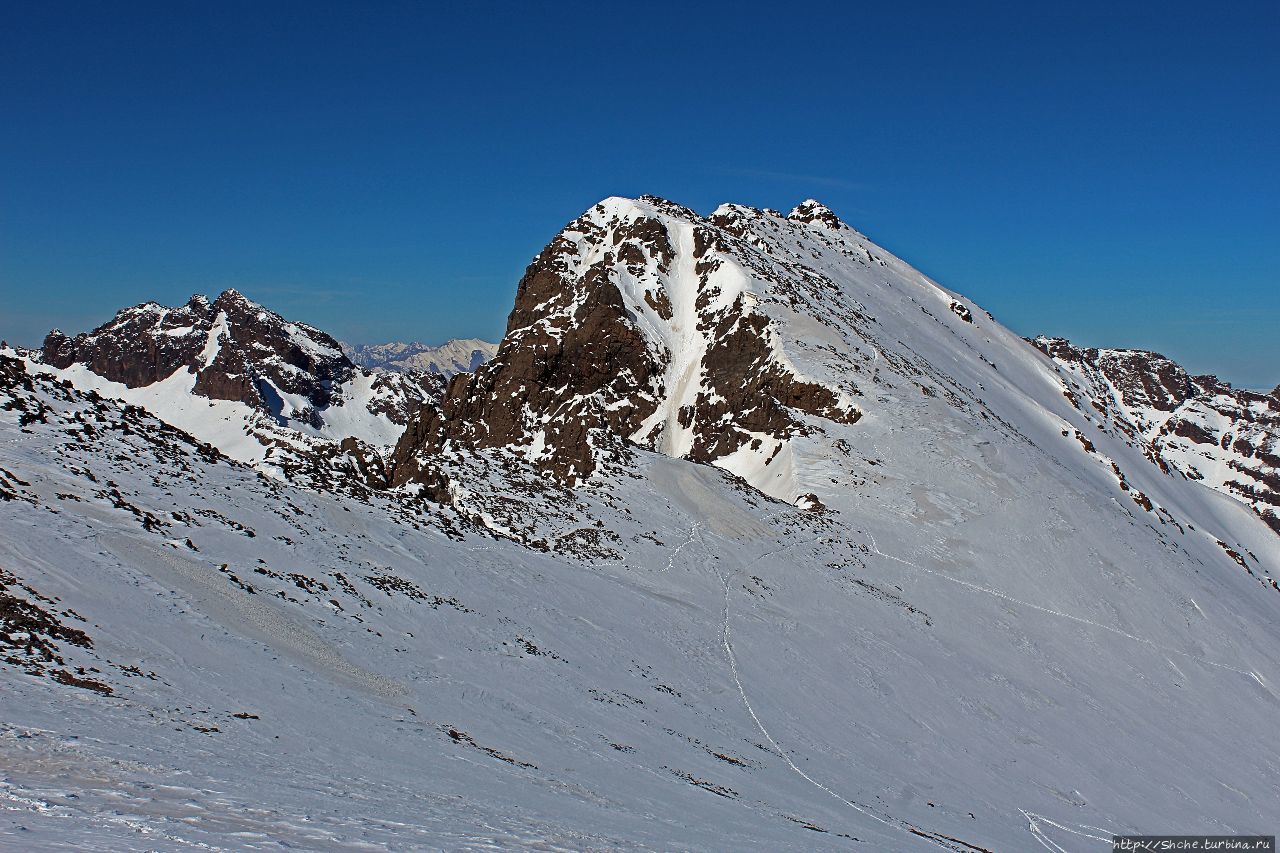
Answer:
[31,355,414,465]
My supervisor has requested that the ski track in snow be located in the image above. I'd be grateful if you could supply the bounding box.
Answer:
[859,533,1250,851]
[657,521,702,573]
[1020,810,1115,853]
[702,524,966,850]
[700,517,1247,852]
[861,532,1252,678]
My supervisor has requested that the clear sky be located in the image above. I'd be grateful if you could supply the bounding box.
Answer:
[2,1,1276,388]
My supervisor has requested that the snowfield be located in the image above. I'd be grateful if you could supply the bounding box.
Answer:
[1,195,1278,851]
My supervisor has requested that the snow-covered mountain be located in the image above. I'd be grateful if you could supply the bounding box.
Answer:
[1032,336,1280,534]
[3,197,1278,851]
[33,289,445,465]
[343,338,497,377]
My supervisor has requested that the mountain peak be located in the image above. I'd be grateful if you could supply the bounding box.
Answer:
[36,290,446,459]
[391,193,864,496]
[586,194,701,226]
[1033,336,1280,532]
[787,198,844,229]
[213,288,262,311]
[9,192,1280,853]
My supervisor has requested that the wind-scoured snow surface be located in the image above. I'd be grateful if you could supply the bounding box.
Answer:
[3,196,1279,851]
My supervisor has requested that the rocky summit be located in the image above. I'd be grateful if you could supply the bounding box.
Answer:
[35,289,445,467]
[2,197,1278,850]
[391,197,871,491]
[44,289,355,411]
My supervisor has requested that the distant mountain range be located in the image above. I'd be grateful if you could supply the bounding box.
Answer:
[342,338,498,377]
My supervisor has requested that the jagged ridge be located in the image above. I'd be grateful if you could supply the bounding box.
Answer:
[1033,336,1280,532]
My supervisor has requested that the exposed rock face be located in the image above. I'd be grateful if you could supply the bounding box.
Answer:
[786,198,845,230]
[44,290,354,411]
[391,196,861,493]
[43,295,215,389]
[391,204,668,485]
[364,371,446,426]
[1032,337,1280,533]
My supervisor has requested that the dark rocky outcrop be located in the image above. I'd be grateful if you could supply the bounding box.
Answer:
[1,566,111,695]
[391,196,861,492]
[391,208,666,485]
[39,290,445,446]
[43,290,355,412]
[681,302,858,464]
[787,199,845,230]
[1030,338,1197,413]
[43,295,217,389]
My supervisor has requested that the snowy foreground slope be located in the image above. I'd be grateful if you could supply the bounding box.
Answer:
[2,197,1280,851]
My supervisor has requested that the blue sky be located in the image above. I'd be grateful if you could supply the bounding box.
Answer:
[2,1,1276,388]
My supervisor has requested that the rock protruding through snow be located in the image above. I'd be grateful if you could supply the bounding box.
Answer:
[390,196,861,497]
